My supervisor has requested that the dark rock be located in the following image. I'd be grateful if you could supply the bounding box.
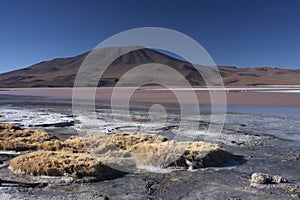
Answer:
[251,173,288,184]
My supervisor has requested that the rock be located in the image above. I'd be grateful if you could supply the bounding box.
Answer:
[251,173,288,184]
[9,151,123,179]
[272,175,288,183]
[288,185,300,193]
[251,173,273,184]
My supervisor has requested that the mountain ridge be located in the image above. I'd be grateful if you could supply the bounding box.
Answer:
[0,47,299,87]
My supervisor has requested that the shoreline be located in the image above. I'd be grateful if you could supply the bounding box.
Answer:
[0,87,300,107]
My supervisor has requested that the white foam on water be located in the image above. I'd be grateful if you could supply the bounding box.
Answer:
[135,163,238,174]
[136,165,184,173]
[197,165,237,172]
[0,150,22,155]
[146,87,300,92]
[256,89,300,93]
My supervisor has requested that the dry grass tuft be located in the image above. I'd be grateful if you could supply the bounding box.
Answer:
[0,124,85,152]
[130,141,233,168]
[40,136,85,152]
[0,123,21,130]
[9,151,121,179]
[2,123,234,173]
[82,132,233,169]
[82,132,168,151]
[0,128,55,151]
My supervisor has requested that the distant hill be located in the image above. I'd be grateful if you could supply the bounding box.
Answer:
[0,47,300,87]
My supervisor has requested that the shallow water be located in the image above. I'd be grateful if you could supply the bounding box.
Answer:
[225,105,300,142]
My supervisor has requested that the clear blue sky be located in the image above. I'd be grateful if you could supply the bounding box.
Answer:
[0,0,300,73]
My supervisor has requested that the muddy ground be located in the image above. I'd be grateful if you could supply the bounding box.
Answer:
[1,128,299,200]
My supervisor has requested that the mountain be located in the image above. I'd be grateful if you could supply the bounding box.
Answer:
[0,47,300,87]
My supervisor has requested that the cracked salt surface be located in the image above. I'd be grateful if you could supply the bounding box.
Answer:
[0,107,74,128]
[0,105,203,141]
[73,108,211,141]
[1,104,300,143]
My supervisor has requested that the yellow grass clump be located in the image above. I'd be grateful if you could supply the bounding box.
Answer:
[0,126,55,151]
[40,136,85,152]
[0,123,85,152]
[2,123,234,174]
[9,151,121,179]
[0,123,21,130]
[130,141,232,168]
[82,132,167,151]
[82,132,233,169]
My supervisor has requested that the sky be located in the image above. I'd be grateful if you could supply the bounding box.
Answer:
[0,0,300,73]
